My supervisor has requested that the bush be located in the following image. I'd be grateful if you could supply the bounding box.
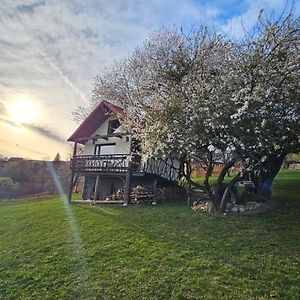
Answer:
[0,177,19,199]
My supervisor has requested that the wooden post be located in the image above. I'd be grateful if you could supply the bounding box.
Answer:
[68,141,77,203]
[152,178,158,205]
[123,161,132,206]
[93,175,101,201]
[187,183,191,207]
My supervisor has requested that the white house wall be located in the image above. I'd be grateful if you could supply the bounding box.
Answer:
[93,115,117,135]
[83,114,131,155]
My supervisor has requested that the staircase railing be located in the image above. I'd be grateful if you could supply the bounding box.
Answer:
[143,157,180,182]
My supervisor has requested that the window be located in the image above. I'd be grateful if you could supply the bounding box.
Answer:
[107,119,120,134]
[94,144,116,155]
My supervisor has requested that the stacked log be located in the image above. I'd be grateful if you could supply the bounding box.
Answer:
[130,186,154,204]
[104,188,124,201]
[192,201,212,212]
[103,186,154,203]
[103,184,186,204]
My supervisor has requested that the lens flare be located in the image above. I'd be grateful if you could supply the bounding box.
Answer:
[46,161,89,294]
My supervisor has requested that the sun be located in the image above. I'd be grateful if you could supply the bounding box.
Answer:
[9,100,37,124]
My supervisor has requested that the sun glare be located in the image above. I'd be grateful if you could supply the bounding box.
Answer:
[9,100,37,124]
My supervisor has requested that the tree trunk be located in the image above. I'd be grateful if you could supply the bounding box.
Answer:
[180,159,205,190]
[256,152,286,200]
[203,153,219,211]
[219,173,242,213]
[180,156,218,212]
[214,160,235,207]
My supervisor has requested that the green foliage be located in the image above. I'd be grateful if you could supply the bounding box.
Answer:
[0,177,19,198]
[1,160,71,196]
[178,177,189,188]
[2,160,29,182]
[0,170,299,299]
[291,153,300,161]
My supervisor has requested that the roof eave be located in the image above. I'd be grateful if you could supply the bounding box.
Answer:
[67,100,124,143]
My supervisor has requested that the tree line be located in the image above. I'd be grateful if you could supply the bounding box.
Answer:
[0,155,71,199]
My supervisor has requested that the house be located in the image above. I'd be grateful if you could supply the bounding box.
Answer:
[67,100,181,205]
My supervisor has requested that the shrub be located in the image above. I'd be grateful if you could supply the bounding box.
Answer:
[0,177,19,199]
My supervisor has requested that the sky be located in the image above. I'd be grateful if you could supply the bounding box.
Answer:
[0,0,298,160]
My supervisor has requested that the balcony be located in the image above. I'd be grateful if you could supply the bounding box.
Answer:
[72,154,129,173]
[72,155,180,182]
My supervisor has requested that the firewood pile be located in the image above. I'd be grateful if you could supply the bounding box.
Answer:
[103,186,154,203]
[103,184,187,204]
[130,186,154,204]
[192,201,212,212]
[104,188,124,201]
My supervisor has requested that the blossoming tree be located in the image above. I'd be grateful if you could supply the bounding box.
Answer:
[77,11,300,213]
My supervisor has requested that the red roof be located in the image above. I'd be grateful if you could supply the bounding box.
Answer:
[68,100,123,143]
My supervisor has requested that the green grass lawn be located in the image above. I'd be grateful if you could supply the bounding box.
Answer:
[0,171,299,299]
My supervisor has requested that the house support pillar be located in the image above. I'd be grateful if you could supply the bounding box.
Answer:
[152,178,158,205]
[68,141,77,203]
[93,175,101,201]
[123,162,132,206]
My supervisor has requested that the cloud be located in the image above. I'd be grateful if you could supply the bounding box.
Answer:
[0,118,20,127]
[220,0,300,39]
[0,0,224,144]
[21,123,66,144]
[0,114,65,143]
[0,0,298,159]
[0,138,48,157]
[0,101,6,115]
[39,50,88,103]
[13,144,47,157]
[0,1,221,102]
[221,6,260,39]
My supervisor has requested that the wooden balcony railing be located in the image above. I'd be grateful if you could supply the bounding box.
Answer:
[72,155,180,182]
[72,154,129,173]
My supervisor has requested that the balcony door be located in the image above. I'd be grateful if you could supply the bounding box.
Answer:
[95,143,116,155]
